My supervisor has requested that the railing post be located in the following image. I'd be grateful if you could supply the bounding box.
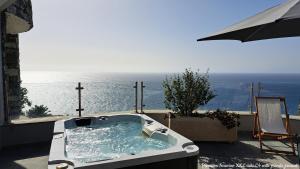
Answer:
[76,82,84,117]
[250,82,254,114]
[298,100,300,115]
[140,81,145,114]
[258,82,262,96]
[133,82,138,113]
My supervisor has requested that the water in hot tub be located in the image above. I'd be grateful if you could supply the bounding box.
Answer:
[65,120,171,163]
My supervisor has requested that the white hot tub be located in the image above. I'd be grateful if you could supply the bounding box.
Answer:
[48,114,199,169]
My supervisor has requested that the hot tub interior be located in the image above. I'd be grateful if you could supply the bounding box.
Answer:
[65,116,174,163]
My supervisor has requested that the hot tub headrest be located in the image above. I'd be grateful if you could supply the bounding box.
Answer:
[75,118,92,126]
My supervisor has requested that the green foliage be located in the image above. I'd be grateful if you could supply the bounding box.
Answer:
[26,105,51,118]
[193,109,240,129]
[9,80,50,118]
[19,86,32,109]
[10,81,32,116]
[162,69,215,116]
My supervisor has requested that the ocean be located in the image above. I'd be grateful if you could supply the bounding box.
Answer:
[21,71,300,116]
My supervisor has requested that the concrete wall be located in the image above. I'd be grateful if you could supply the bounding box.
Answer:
[287,116,300,135]
[146,112,300,135]
[0,121,55,148]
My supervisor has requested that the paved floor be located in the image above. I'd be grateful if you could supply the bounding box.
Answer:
[197,132,299,169]
[0,133,299,169]
[0,142,50,169]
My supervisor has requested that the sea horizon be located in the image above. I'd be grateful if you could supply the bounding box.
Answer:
[20,71,300,116]
[20,70,300,83]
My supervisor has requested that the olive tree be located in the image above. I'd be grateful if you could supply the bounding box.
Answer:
[162,69,215,116]
[26,105,51,118]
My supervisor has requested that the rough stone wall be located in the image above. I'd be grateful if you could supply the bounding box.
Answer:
[0,13,9,122]
[0,0,33,119]
[4,34,21,116]
[0,13,6,125]
[6,0,33,31]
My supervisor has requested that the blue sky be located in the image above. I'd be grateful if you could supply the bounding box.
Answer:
[19,0,300,73]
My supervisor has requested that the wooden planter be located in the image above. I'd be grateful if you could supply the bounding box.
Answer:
[146,113,238,143]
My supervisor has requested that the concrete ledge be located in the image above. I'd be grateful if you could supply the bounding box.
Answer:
[1,121,55,148]
[146,113,237,142]
[145,110,300,135]
[10,115,64,124]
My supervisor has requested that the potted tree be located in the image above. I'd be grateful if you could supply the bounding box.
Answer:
[156,69,239,142]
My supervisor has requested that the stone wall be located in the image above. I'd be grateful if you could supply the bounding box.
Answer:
[0,13,8,124]
[0,13,5,126]
[4,34,22,117]
[5,0,33,34]
[0,0,33,121]
[6,0,33,24]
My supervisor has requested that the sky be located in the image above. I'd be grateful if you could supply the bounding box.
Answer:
[19,0,300,73]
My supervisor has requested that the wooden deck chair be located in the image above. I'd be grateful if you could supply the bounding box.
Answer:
[253,96,295,155]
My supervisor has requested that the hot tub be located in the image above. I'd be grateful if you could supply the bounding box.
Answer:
[48,114,199,169]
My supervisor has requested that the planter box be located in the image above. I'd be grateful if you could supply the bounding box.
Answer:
[146,113,237,143]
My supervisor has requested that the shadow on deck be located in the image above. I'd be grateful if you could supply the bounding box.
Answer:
[0,142,50,169]
[197,132,299,168]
